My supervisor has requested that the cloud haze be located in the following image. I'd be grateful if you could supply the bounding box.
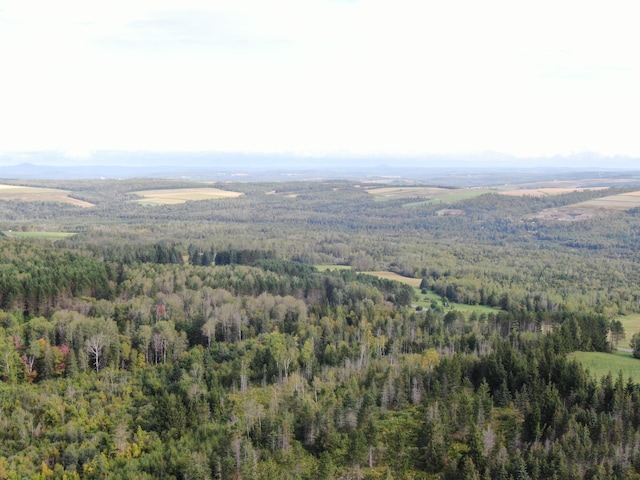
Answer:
[1,1,639,159]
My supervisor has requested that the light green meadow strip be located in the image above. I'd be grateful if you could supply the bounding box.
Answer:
[568,351,640,383]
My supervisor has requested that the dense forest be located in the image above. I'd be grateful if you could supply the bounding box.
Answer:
[2,177,640,478]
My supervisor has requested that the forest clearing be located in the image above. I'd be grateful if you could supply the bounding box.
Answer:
[616,314,640,341]
[568,351,640,383]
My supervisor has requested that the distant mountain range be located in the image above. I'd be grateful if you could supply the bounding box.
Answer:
[1,151,639,182]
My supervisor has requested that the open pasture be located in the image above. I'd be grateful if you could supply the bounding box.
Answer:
[403,189,495,207]
[573,191,640,210]
[616,314,640,342]
[131,187,243,205]
[568,351,640,383]
[500,187,608,197]
[367,186,452,200]
[366,186,495,206]
[0,184,94,207]
[532,190,640,221]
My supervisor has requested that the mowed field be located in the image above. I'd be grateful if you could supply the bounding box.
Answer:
[132,188,243,205]
[366,186,495,206]
[574,191,640,210]
[568,351,640,383]
[616,314,640,342]
[0,184,94,207]
[530,190,640,221]
[567,314,640,382]
[500,187,608,197]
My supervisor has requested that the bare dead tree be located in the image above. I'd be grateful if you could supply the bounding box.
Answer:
[86,333,108,374]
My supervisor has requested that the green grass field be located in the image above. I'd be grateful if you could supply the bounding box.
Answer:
[568,351,640,383]
[2,231,76,240]
[366,186,495,207]
[413,287,498,314]
[616,314,640,343]
[402,189,496,208]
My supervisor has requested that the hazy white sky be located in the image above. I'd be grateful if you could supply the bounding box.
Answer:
[1,0,639,159]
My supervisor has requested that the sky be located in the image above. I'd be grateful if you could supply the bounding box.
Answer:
[1,0,639,161]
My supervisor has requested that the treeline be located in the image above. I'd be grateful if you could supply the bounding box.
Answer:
[87,241,184,265]
[0,241,115,316]
[188,245,277,267]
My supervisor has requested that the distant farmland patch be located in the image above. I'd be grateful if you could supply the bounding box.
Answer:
[574,191,640,210]
[366,186,495,206]
[534,190,640,221]
[132,188,243,205]
[0,184,94,207]
[367,187,453,200]
[500,187,608,197]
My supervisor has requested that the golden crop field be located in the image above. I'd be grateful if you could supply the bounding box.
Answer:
[0,184,94,207]
[530,190,640,221]
[574,191,640,210]
[362,271,423,287]
[131,188,243,205]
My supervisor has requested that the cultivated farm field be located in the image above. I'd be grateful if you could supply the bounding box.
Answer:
[0,184,94,207]
[366,186,495,206]
[500,187,609,197]
[574,191,640,210]
[532,190,640,221]
[131,187,244,204]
